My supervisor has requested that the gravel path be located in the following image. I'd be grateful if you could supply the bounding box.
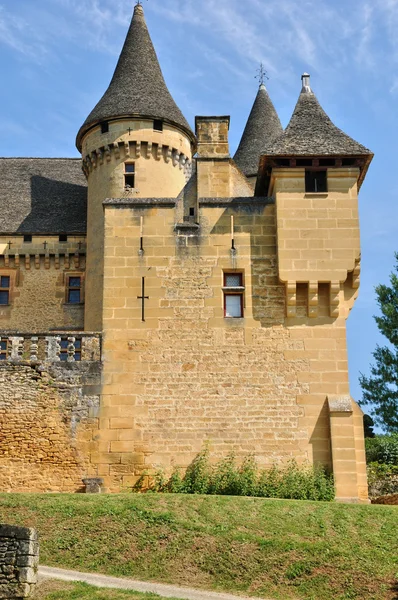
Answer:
[38,566,266,600]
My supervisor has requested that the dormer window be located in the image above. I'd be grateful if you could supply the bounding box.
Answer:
[125,163,135,188]
[153,119,163,132]
[101,121,109,134]
[305,170,327,193]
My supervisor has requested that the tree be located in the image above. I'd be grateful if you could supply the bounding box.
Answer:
[359,253,398,433]
[363,414,375,438]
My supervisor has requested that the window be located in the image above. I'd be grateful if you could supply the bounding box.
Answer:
[223,273,244,318]
[0,276,10,305]
[59,234,68,242]
[124,163,135,188]
[23,234,32,243]
[101,121,109,134]
[67,276,82,304]
[0,339,7,361]
[189,207,195,217]
[153,119,163,132]
[305,170,327,193]
[60,338,81,362]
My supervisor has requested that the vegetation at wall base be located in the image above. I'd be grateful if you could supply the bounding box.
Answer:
[359,252,398,432]
[0,493,397,600]
[365,433,398,497]
[32,579,177,599]
[133,450,335,502]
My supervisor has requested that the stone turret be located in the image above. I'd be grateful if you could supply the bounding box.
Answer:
[78,3,196,331]
[234,83,282,189]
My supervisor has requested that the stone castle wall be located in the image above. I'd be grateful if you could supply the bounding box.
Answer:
[0,357,101,493]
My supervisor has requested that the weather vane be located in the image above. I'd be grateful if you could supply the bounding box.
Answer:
[136,0,148,5]
[255,63,269,86]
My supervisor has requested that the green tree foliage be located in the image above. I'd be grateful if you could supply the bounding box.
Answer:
[359,253,398,432]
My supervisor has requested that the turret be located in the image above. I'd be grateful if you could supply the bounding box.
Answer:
[257,73,373,319]
[234,83,282,189]
[77,3,196,330]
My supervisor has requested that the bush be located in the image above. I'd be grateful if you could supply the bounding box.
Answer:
[367,462,398,497]
[365,434,398,465]
[133,450,335,502]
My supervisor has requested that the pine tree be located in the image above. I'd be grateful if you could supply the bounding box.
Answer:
[359,253,398,432]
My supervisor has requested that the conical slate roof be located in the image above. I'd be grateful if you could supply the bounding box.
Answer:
[234,84,283,176]
[76,4,194,150]
[267,74,371,156]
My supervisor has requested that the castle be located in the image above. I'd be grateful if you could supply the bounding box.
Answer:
[0,3,373,501]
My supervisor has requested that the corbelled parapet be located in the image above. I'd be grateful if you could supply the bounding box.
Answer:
[0,525,38,599]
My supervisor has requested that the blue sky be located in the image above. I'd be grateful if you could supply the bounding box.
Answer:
[0,0,397,425]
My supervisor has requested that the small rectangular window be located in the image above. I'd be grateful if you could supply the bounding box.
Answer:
[67,276,82,304]
[23,234,32,243]
[223,273,244,318]
[189,207,195,217]
[305,170,327,193]
[59,234,68,242]
[101,121,109,134]
[125,163,135,189]
[153,119,163,132]
[0,339,8,361]
[60,338,82,361]
[0,276,10,305]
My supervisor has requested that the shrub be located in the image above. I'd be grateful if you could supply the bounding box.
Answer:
[365,434,398,466]
[133,450,335,501]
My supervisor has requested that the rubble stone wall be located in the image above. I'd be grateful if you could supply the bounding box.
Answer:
[0,362,101,492]
[0,525,38,599]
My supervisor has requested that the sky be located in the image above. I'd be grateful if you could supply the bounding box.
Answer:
[0,0,397,428]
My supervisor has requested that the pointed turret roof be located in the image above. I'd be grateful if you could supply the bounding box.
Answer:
[76,4,194,150]
[267,74,371,156]
[234,84,283,176]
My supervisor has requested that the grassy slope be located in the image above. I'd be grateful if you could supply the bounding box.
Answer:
[0,494,397,600]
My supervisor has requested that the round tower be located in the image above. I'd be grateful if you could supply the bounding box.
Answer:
[76,3,196,331]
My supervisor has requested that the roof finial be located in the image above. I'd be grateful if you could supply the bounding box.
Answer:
[255,63,269,88]
[301,73,312,93]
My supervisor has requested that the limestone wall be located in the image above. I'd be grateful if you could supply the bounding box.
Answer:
[0,360,101,493]
[0,241,85,332]
[0,525,38,599]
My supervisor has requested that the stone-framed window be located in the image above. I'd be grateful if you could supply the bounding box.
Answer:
[59,234,68,242]
[0,275,10,305]
[0,338,8,360]
[153,119,163,132]
[60,338,82,361]
[65,274,84,304]
[101,121,109,134]
[223,272,245,318]
[124,162,135,189]
[305,169,327,193]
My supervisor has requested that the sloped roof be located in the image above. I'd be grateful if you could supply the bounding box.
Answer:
[234,84,282,176]
[76,4,194,150]
[0,158,87,234]
[267,75,372,156]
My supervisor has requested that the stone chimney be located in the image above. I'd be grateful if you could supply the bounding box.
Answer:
[195,116,230,158]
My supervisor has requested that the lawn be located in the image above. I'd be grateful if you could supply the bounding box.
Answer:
[33,579,178,599]
[0,493,396,600]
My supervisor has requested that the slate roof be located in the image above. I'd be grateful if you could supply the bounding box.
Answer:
[0,158,87,234]
[267,75,372,156]
[234,84,283,176]
[76,4,194,150]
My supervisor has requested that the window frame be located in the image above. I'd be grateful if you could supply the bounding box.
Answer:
[124,162,136,189]
[0,338,8,361]
[0,275,11,306]
[305,169,328,193]
[65,273,84,305]
[223,272,245,319]
[59,337,82,362]
[101,121,109,134]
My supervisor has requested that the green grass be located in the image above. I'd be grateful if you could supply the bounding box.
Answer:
[1,493,397,600]
[32,580,179,599]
